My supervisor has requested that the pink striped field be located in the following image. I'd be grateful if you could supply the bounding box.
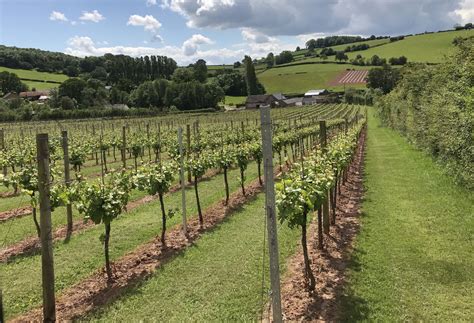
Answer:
[329,70,369,85]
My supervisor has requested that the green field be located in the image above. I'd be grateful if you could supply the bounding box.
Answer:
[0,66,68,83]
[258,63,366,94]
[345,29,474,63]
[23,80,60,90]
[224,95,246,105]
[340,109,474,321]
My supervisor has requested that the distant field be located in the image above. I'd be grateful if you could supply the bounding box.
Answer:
[258,63,367,94]
[224,96,246,105]
[0,66,68,83]
[345,29,474,63]
[23,81,60,90]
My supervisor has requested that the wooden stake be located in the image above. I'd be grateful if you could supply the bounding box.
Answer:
[178,127,187,235]
[319,121,330,234]
[186,125,192,183]
[0,129,6,176]
[61,131,73,234]
[260,105,283,323]
[36,134,56,322]
[122,126,127,169]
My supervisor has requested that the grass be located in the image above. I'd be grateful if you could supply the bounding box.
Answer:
[0,161,264,319]
[23,80,59,90]
[224,96,246,105]
[339,108,474,321]
[345,29,474,63]
[84,193,300,321]
[0,66,68,83]
[258,63,367,94]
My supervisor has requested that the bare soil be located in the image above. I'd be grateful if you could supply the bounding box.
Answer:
[268,127,366,321]
[0,169,220,263]
[11,169,274,322]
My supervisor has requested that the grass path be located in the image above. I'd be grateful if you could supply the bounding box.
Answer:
[1,162,262,319]
[84,193,300,321]
[340,109,474,321]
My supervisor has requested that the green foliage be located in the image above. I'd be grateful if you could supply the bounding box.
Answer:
[366,64,400,93]
[76,174,131,225]
[376,37,474,188]
[134,163,176,196]
[0,71,28,95]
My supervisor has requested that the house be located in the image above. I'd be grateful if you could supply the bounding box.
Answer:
[304,89,329,97]
[245,94,287,109]
[283,97,303,107]
[19,90,51,101]
[303,89,332,105]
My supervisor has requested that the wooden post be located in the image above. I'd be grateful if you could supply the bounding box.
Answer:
[122,126,127,169]
[260,105,283,323]
[36,134,56,322]
[0,289,4,323]
[0,129,6,176]
[61,131,73,234]
[186,125,192,183]
[178,128,187,235]
[146,123,151,162]
[319,121,330,234]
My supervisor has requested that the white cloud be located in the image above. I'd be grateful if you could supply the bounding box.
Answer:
[451,0,474,24]
[79,10,105,23]
[151,34,164,43]
[241,28,275,44]
[127,14,162,32]
[50,11,68,22]
[162,0,465,36]
[182,34,214,56]
[147,0,158,6]
[64,35,240,65]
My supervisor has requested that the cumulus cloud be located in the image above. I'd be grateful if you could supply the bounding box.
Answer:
[50,11,68,22]
[241,28,275,44]
[451,0,474,24]
[182,34,214,55]
[64,35,236,65]
[79,10,105,23]
[127,14,162,32]
[147,0,158,6]
[161,0,467,37]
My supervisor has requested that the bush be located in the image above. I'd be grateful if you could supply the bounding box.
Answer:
[376,38,474,188]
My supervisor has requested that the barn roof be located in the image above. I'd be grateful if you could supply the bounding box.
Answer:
[304,89,328,96]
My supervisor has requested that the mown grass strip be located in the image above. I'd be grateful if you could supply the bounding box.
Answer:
[1,162,261,319]
[84,193,300,321]
[339,109,474,321]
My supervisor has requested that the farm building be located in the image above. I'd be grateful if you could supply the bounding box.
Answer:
[304,89,329,97]
[302,89,336,105]
[19,90,51,101]
[245,94,286,109]
[283,97,303,107]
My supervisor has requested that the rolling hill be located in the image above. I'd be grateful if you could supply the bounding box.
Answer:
[0,66,68,90]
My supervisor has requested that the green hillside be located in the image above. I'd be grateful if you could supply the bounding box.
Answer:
[0,66,68,83]
[258,63,367,94]
[255,29,474,95]
[345,29,474,63]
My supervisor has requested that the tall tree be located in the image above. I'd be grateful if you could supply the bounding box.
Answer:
[193,59,208,83]
[266,53,275,68]
[244,55,258,95]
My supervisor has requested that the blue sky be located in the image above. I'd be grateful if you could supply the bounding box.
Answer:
[0,0,472,65]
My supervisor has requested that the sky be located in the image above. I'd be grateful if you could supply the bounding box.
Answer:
[0,0,473,65]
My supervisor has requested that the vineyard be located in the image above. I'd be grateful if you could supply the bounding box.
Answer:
[0,104,366,321]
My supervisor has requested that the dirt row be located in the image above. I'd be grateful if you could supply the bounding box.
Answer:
[11,166,282,322]
[272,126,366,321]
[0,169,220,262]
